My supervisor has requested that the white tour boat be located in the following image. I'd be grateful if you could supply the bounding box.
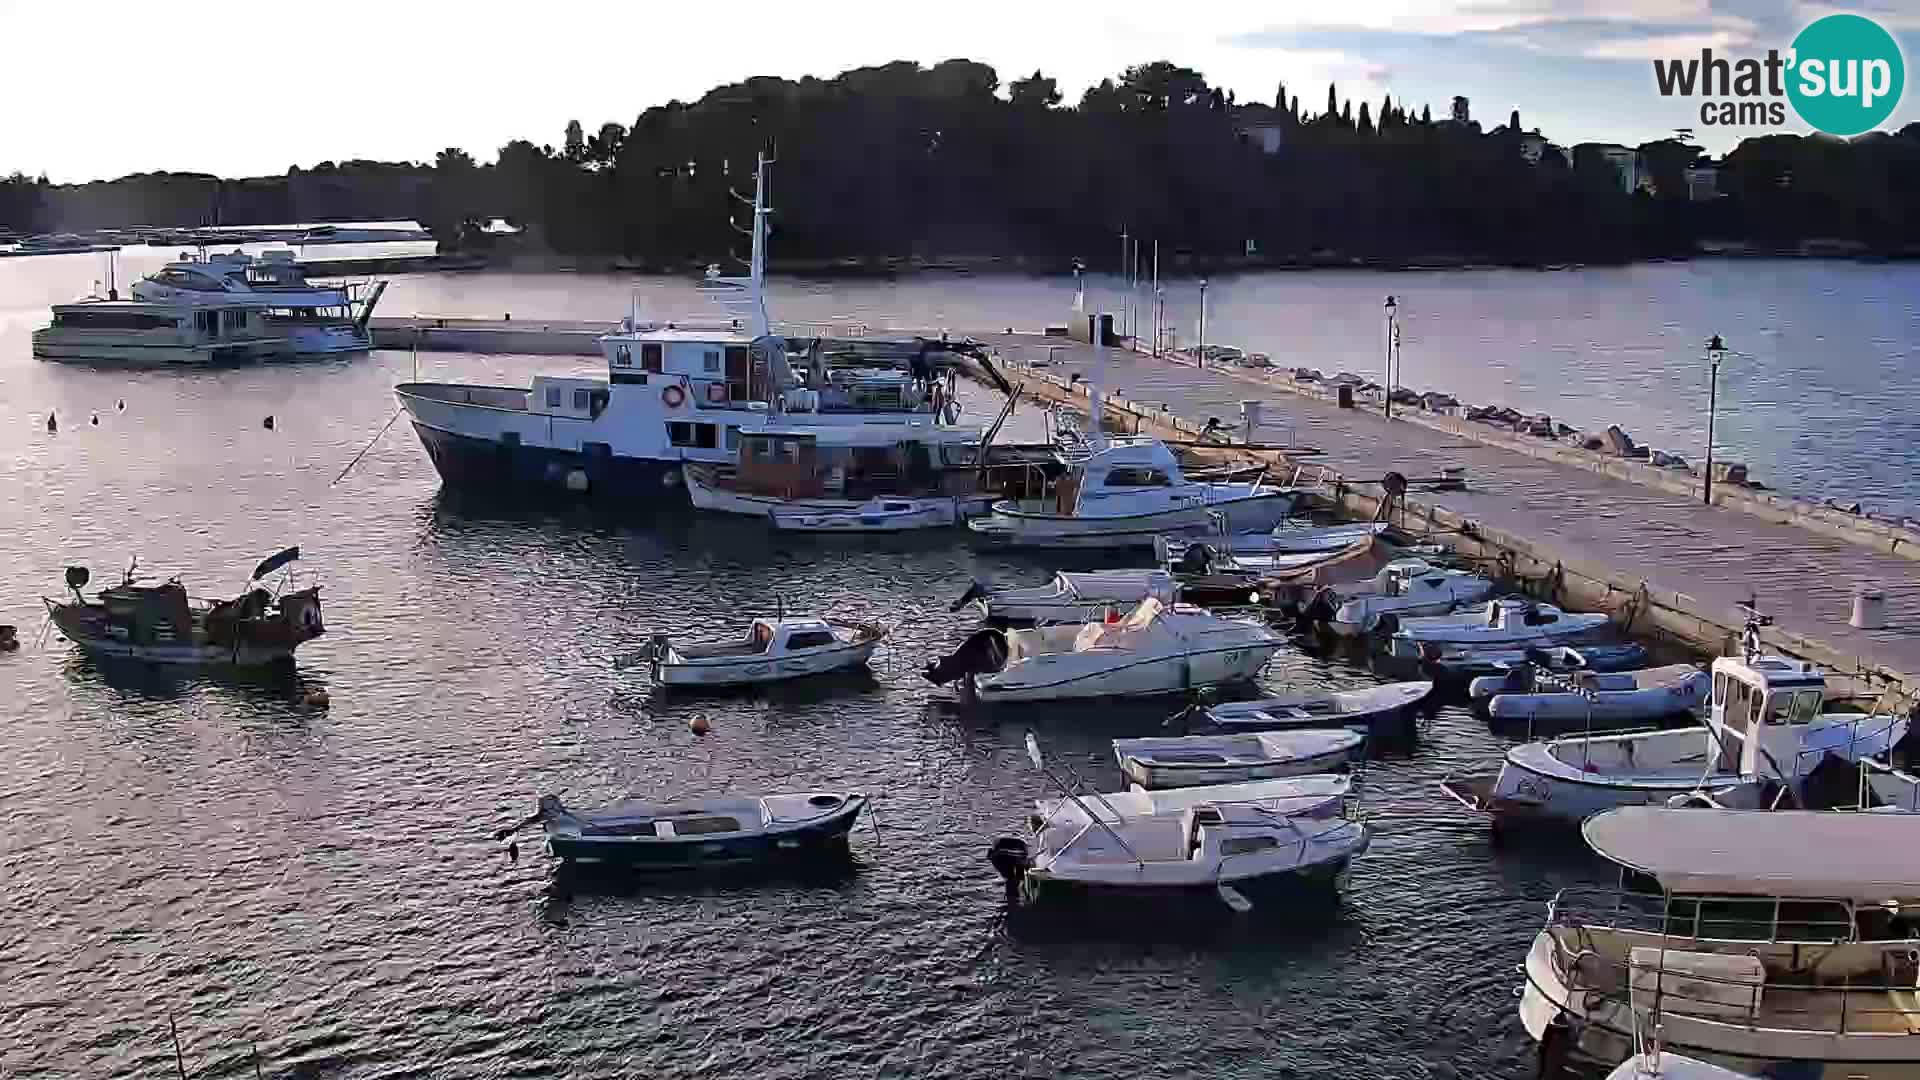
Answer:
[955,569,1179,623]
[1384,597,1610,654]
[641,615,885,687]
[1441,650,1908,831]
[1113,730,1367,789]
[1519,805,1920,1077]
[394,154,1001,505]
[921,597,1284,704]
[967,438,1295,549]
[33,298,291,365]
[131,249,383,355]
[1309,558,1496,636]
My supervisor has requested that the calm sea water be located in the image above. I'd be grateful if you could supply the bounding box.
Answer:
[0,251,1907,1077]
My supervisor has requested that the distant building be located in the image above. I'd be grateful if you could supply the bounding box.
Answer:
[1578,143,1647,193]
[1518,131,1548,164]
[1684,163,1720,201]
[1233,102,1286,154]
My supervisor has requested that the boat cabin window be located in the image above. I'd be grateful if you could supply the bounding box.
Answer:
[195,310,219,334]
[1767,688,1825,726]
[703,349,721,373]
[1723,677,1757,737]
[641,343,664,373]
[1220,835,1278,856]
[725,345,751,402]
[547,387,563,408]
[53,310,178,330]
[667,422,718,449]
[1103,467,1172,487]
[784,630,838,649]
[572,389,592,411]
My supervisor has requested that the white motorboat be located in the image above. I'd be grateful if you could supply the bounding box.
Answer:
[967,438,1295,549]
[1113,730,1367,789]
[921,598,1284,704]
[641,615,884,687]
[32,299,291,365]
[1309,558,1495,636]
[955,569,1178,623]
[1202,681,1433,735]
[769,497,959,532]
[1472,663,1710,732]
[395,154,1009,505]
[989,799,1369,907]
[1440,651,1908,830]
[1030,774,1353,831]
[1385,598,1610,654]
[1519,805,1920,1076]
[131,249,384,355]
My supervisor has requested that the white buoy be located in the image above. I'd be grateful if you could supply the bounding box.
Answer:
[1851,586,1887,630]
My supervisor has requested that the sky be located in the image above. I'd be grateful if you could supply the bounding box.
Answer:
[3,0,1917,182]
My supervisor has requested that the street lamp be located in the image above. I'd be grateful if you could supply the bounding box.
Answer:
[1702,333,1727,505]
[1197,277,1208,368]
[1383,295,1399,418]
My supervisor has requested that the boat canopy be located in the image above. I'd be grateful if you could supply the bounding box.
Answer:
[1583,806,1920,903]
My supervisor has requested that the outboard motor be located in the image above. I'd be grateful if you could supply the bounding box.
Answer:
[987,836,1030,894]
[950,581,991,614]
[1301,586,1339,625]
[1175,543,1214,576]
[923,627,1009,686]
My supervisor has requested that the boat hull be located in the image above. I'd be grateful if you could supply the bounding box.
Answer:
[970,493,1295,550]
[32,336,286,366]
[653,642,877,687]
[965,640,1283,703]
[545,798,866,868]
[409,421,688,502]
[1021,851,1358,907]
[52,633,303,666]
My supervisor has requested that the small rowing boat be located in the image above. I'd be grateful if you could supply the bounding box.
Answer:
[525,791,866,867]
[1112,730,1366,789]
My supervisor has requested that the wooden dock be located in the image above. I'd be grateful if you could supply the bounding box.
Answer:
[974,333,1920,705]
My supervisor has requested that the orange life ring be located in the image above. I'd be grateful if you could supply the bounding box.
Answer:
[661,384,686,408]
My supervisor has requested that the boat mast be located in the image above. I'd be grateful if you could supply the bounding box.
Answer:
[745,153,771,338]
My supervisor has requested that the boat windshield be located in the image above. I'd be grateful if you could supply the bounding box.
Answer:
[1766,688,1825,726]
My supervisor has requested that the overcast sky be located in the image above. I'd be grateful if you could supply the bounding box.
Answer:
[3,0,1915,182]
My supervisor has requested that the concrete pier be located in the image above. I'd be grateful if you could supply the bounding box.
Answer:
[972,333,1920,706]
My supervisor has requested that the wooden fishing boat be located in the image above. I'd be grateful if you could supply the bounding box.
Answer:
[1112,730,1367,789]
[528,791,866,867]
[641,615,884,687]
[42,548,322,666]
[1203,681,1433,735]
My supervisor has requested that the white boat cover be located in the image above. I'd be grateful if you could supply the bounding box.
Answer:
[1583,807,1920,902]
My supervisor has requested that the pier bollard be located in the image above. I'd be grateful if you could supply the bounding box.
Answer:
[1851,586,1887,630]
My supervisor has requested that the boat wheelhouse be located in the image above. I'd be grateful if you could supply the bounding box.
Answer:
[1520,806,1920,1077]
[131,249,383,355]
[32,299,291,365]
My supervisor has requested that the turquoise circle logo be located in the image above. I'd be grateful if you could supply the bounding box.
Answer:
[1787,14,1905,136]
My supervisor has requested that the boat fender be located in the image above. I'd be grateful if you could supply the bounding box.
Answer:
[0,625,16,652]
[661,468,681,489]
[661,384,686,409]
[689,716,712,736]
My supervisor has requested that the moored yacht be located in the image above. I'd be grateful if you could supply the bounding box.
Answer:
[131,249,384,355]
[33,298,291,365]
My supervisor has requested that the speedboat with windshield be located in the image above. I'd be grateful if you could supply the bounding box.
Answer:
[1441,647,1908,831]
[1519,805,1920,1076]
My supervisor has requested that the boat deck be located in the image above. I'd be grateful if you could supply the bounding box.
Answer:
[972,334,1920,698]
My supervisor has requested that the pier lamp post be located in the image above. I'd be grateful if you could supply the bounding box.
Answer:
[1702,333,1727,506]
[1197,277,1208,368]
[1382,295,1399,418]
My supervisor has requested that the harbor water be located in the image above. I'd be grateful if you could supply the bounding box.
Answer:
[0,254,1913,1076]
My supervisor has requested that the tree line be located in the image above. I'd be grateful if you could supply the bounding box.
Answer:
[6,59,1920,265]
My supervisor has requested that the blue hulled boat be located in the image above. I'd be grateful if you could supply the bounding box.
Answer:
[531,791,867,868]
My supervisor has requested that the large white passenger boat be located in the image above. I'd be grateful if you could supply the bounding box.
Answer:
[33,299,290,365]
[394,155,997,504]
[1521,805,1920,1078]
[131,249,383,355]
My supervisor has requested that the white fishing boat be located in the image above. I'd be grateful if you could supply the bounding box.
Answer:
[954,570,1178,623]
[769,497,959,532]
[641,615,884,687]
[967,438,1295,549]
[1113,730,1367,789]
[131,249,384,355]
[33,298,291,365]
[1309,558,1496,636]
[1519,805,1920,1076]
[1203,681,1433,734]
[1384,597,1610,654]
[1471,664,1710,730]
[990,799,1369,908]
[1440,648,1908,831]
[921,598,1283,704]
[1030,774,1353,831]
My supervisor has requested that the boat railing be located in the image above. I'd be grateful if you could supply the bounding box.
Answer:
[1547,886,1859,945]
[1543,914,1920,1039]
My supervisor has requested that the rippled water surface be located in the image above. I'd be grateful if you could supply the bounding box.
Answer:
[1,252,1908,1077]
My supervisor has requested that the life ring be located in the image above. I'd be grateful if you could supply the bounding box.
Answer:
[662,384,686,409]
